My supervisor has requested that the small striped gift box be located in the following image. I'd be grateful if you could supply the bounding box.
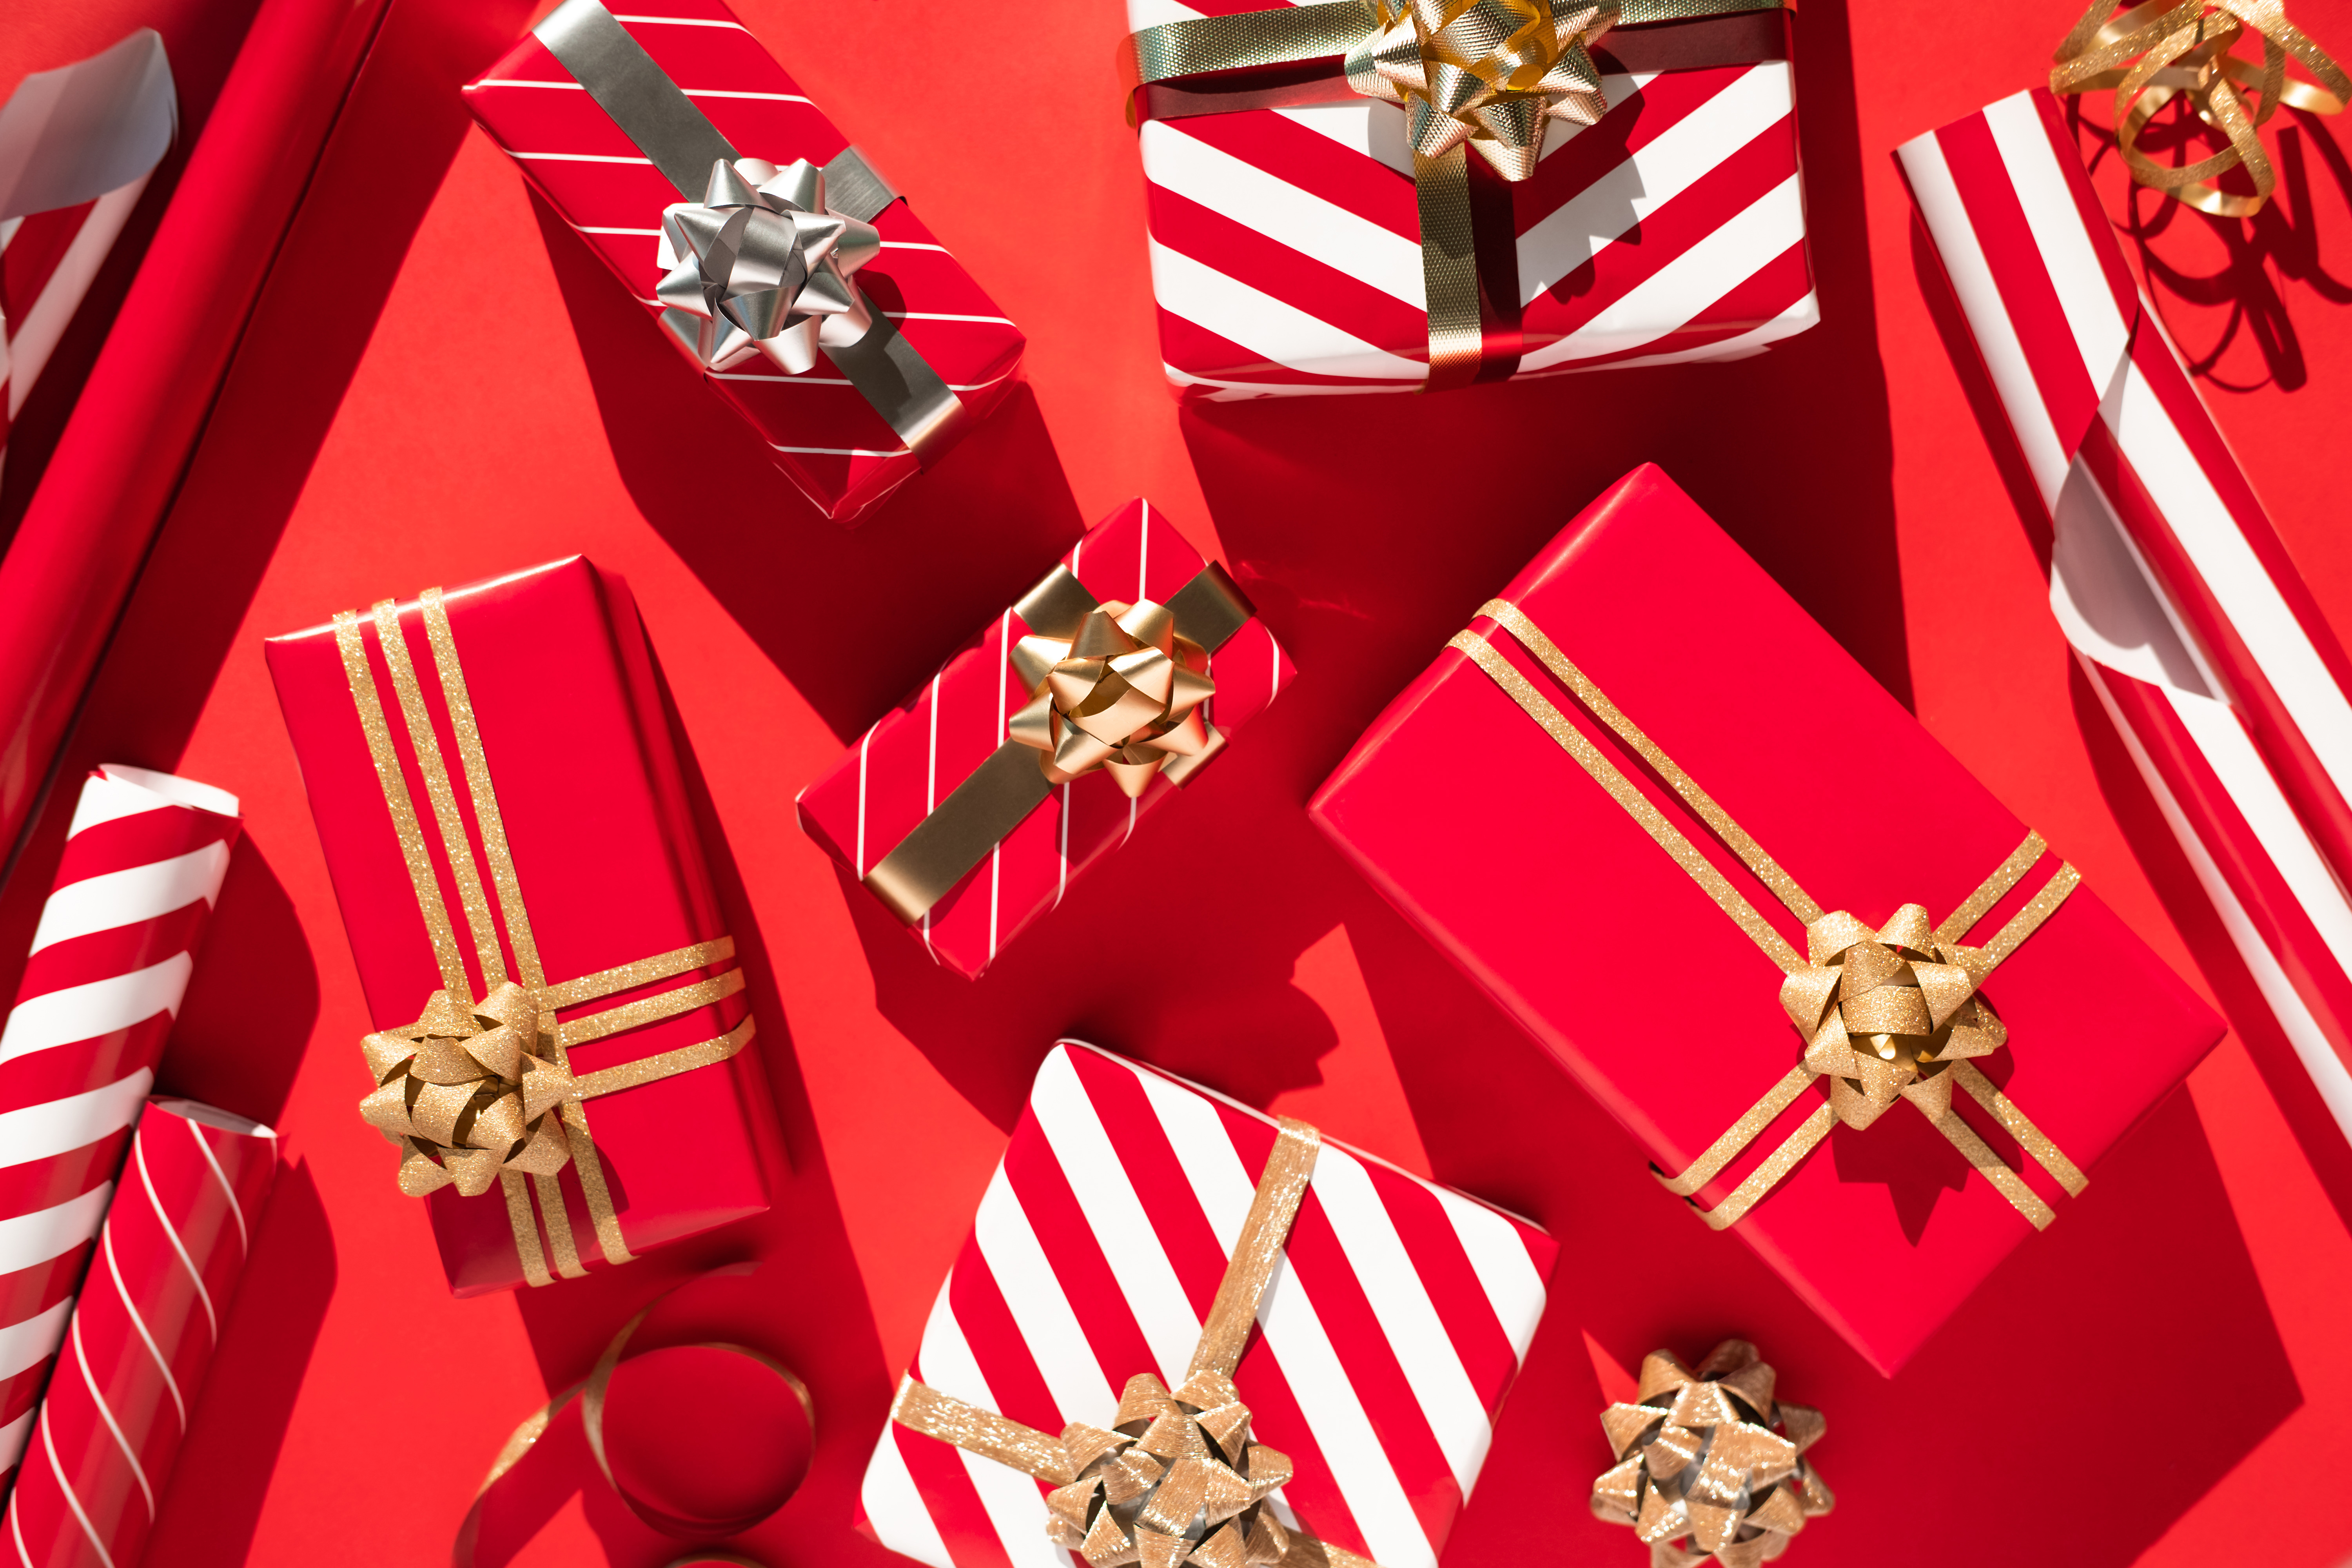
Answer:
[0,766,239,1494]
[858,1042,1555,1568]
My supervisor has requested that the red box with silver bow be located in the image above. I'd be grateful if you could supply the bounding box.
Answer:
[1309,465,2226,1376]
[796,500,1292,980]
[266,557,773,1296]
[462,0,1025,524]
[1124,0,1815,397]
[856,1040,1557,1568]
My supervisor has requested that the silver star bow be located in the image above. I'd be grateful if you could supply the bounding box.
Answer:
[656,156,882,374]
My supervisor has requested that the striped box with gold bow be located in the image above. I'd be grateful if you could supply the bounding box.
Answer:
[1124,0,1817,397]
[1310,465,2225,1376]
[797,499,1292,979]
[267,557,774,1296]
[858,1040,1555,1568]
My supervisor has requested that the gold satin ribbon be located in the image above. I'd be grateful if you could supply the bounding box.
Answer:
[335,586,757,1288]
[2052,0,2348,218]
[1127,0,1789,388]
[1451,598,2089,1232]
[892,1118,1384,1568]
[1589,1341,1831,1568]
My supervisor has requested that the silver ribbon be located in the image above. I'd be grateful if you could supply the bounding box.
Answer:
[532,0,967,463]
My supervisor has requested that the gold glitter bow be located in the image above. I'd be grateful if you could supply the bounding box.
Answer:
[1590,1341,1830,1568]
[657,157,883,374]
[2052,0,2348,218]
[1008,597,1218,798]
[1345,0,1613,180]
[892,1119,1384,1568]
[1450,598,2090,1233]
[334,587,757,1288]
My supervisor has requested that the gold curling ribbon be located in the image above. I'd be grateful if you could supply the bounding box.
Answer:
[2053,0,2348,218]
[1128,0,1789,388]
[1589,1341,1830,1567]
[1450,599,2090,1232]
[893,1119,1386,1568]
[334,588,757,1288]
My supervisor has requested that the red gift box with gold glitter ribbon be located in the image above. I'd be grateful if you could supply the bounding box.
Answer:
[266,557,773,1296]
[1310,465,2226,1376]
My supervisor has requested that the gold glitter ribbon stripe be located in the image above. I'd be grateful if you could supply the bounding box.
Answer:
[1450,598,2087,1232]
[891,1119,1388,1567]
[334,589,755,1287]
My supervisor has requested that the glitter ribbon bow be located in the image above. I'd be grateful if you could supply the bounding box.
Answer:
[361,982,576,1197]
[1345,0,1613,180]
[1008,597,1218,797]
[657,156,883,374]
[1590,1341,1831,1568]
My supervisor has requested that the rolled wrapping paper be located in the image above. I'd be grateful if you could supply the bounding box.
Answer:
[0,31,177,466]
[0,1098,277,1567]
[1898,90,2352,1151]
[0,767,238,1491]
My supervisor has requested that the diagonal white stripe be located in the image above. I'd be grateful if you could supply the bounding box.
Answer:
[73,1310,154,1521]
[1982,91,2132,397]
[1146,238,1427,382]
[914,1292,1070,1568]
[1515,292,1817,379]
[0,1406,27,1488]
[0,1070,151,1171]
[0,1294,74,1381]
[1428,1188,1547,1365]
[29,840,230,954]
[0,1181,113,1277]
[0,954,192,1069]
[973,1165,1118,1427]
[861,1406,958,1568]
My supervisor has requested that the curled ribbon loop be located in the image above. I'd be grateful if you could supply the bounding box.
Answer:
[1346,0,1615,180]
[1044,1371,1296,1568]
[1590,1341,1831,1568]
[361,982,574,1197]
[1781,906,2005,1134]
[658,157,884,373]
[1009,598,1218,798]
[2052,0,2348,218]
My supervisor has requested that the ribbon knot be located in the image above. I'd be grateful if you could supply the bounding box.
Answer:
[359,982,577,1200]
[1044,1370,1295,1568]
[1590,1341,1831,1568]
[1009,598,1218,798]
[1345,0,1615,180]
[657,156,884,373]
[1778,905,2005,1133]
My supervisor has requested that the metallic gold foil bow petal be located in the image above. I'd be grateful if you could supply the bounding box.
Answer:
[2053,0,2348,218]
[1447,597,2091,1234]
[893,1119,1385,1568]
[1590,1341,1831,1567]
[1007,596,1218,798]
[657,157,884,375]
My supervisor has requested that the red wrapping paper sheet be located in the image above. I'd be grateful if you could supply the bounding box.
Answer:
[265,558,770,1295]
[1310,465,2227,1376]
[1,1098,276,1568]
[796,500,1294,978]
[462,0,1025,526]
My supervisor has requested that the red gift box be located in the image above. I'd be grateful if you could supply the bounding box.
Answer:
[462,0,1025,525]
[266,557,771,1296]
[797,500,1293,979]
[1310,465,2225,1376]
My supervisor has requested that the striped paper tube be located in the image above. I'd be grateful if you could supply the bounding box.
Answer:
[1130,1,1816,398]
[0,31,176,465]
[859,1042,1555,1568]
[1898,89,2352,1148]
[0,766,240,1493]
[1,1098,276,1567]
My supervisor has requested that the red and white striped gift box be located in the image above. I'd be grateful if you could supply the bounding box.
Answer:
[1898,88,2352,1149]
[798,500,1293,979]
[858,1042,1555,1568]
[0,31,176,468]
[1129,2,1816,399]
[2,1098,276,1567]
[0,766,239,1493]
[463,0,1025,525]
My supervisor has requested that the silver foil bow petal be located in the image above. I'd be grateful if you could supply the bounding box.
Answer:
[658,156,884,374]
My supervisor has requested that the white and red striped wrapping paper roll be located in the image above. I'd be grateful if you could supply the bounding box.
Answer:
[1129,0,1817,399]
[0,32,176,465]
[1898,89,2352,1146]
[858,1043,1555,1568]
[0,767,239,1492]
[2,1098,276,1568]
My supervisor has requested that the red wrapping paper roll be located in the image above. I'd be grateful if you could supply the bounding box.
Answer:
[1,1098,277,1568]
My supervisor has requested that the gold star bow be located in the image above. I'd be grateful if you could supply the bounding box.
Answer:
[359,982,576,1198]
[1346,0,1615,180]
[1009,597,1218,797]
[1045,1370,1296,1568]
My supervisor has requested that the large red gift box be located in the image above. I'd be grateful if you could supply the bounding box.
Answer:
[797,500,1293,979]
[463,0,1026,525]
[266,557,770,1296]
[1310,465,2226,1376]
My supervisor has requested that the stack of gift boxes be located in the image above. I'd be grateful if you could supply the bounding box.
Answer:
[0,0,2345,1565]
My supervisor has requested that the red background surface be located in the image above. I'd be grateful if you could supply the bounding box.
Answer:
[5,0,2350,1565]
